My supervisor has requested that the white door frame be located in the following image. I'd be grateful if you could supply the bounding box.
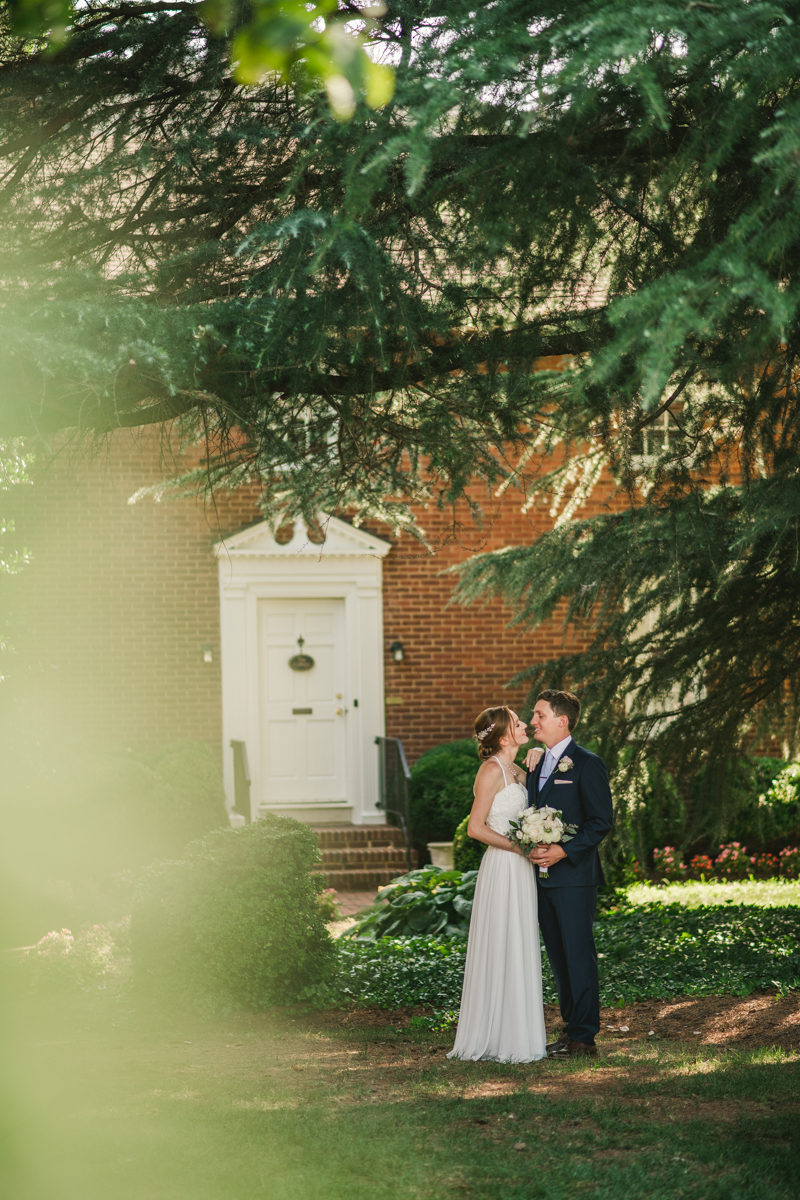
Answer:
[215,514,391,825]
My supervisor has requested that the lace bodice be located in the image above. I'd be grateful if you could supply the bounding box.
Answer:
[484,757,529,835]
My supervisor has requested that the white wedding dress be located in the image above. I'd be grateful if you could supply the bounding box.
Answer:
[447,758,547,1063]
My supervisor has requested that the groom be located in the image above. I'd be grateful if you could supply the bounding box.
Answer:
[525,690,613,1058]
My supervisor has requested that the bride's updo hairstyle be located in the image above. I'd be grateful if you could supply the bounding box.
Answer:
[474,706,514,760]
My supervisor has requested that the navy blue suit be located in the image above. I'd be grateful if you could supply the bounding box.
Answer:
[527,739,613,1044]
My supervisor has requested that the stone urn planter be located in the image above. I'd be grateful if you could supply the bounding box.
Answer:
[427,841,454,868]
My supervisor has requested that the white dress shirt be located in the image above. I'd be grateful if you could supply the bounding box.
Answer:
[538,733,573,791]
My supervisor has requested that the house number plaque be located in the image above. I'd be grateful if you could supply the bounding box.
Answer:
[288,635,315,672]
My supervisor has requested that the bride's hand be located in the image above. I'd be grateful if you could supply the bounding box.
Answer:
[523,747,544,772]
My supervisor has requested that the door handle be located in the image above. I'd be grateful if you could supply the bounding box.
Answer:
[335,707,344,716]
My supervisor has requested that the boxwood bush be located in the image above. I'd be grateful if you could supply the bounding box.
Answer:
[409,739,480,846]
[409,738,531,848]
[132,815,334,1011]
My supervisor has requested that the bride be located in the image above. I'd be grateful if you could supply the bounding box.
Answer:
[448,706,547,1063]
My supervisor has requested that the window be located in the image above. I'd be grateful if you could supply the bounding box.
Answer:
[633,410,688,465]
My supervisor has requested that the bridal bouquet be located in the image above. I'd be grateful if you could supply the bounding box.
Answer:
[507,806,578,878]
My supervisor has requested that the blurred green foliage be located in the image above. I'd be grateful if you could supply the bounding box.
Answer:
[2,735,227,943]
[5,0,392,118]
[21,737,227,869]
[133,814,334,1011]
[17,918,131,995]
[315,887,341,922]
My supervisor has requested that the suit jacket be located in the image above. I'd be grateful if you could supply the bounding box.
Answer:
[526,739,613,888]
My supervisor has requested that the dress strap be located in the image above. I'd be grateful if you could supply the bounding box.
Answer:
[491,755,509,785]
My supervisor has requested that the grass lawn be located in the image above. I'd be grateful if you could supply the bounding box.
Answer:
[4,986,800,1200]
[626,881,800,908]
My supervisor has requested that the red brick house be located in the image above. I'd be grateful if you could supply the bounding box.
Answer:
[4,425,621,827]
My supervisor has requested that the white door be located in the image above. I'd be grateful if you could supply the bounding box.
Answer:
[257,598,347,805]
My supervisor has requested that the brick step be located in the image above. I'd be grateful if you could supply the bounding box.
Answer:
[312,824,407,849]
[313,867,409,891]
[317,846,417,869]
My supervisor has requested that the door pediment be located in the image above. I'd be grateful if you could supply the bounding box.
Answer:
[215,513,390,560]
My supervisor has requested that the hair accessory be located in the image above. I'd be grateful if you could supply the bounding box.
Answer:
[476,723,495,741]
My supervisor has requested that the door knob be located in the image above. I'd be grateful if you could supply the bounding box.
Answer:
[335,707,344,716]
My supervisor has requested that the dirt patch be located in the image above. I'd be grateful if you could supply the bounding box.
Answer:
[593,993,800,1050]
[300,993,800,1051]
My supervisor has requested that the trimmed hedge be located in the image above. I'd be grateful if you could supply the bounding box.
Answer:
[132,815,334,1011]
[409,739,479,845]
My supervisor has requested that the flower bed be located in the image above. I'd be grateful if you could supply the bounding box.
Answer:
[640,842,800,884]
[21,918,131,992]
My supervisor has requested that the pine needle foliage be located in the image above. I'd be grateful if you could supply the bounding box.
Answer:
[2,1,800,780]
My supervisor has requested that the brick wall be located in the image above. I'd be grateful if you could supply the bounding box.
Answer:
[3,430,262,756]
[3,427,623,765]
[373,474,625,761]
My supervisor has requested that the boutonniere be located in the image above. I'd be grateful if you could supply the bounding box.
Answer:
[557,755,574,773]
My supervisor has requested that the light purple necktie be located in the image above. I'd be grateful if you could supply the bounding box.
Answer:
[538,749,555,791]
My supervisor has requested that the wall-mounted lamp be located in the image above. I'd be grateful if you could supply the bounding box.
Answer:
[390,640,405,663]
[202,645,214,664]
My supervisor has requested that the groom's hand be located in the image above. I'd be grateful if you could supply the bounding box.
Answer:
[529,844,567,869]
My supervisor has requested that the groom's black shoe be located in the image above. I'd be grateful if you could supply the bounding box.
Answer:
[546,1031,570,1056]
[552,1040,597,1058]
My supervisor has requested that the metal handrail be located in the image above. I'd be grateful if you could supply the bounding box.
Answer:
[374,735,412,872]
[230,739,252,823]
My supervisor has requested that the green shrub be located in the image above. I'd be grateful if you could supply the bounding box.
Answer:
[347,866,477,940]
[452,815,486,872]
[409,739,480,844]
[2,732,229,943]
[132,815,334,1011]
[316,901,800,1013]
[20,917,131,994]
[749,762,800,845]
[606,753,792,880]
[320,936,469,1011]
[143,740,229,852]
[606,753,683,882]
[688,755,789,848]
[7,735,228,879]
